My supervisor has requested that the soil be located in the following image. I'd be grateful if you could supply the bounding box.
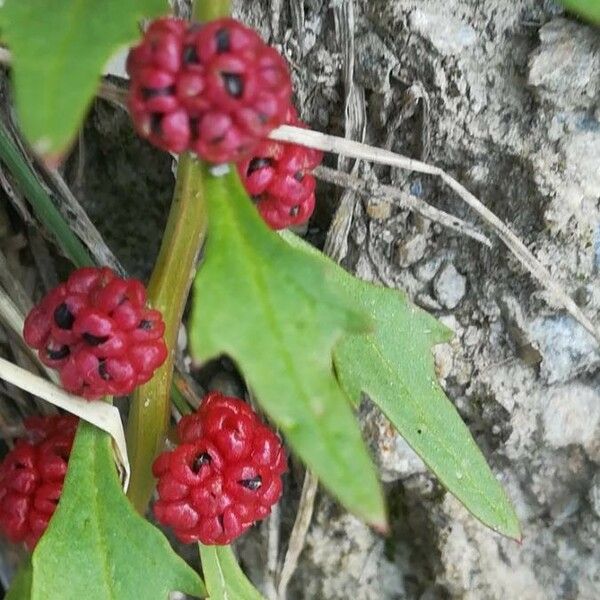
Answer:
[77,1,600,598]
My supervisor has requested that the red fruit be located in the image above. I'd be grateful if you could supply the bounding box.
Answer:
[0,415,78,549]
[237,108,323,229]
[127,17,292,163]
[153,392,286,545]
[23,267,167,400]
[256,194,316,230]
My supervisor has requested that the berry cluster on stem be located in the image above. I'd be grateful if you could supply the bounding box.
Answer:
[153,392,286,545]
[23,267,167,399]
[127,17,323,229]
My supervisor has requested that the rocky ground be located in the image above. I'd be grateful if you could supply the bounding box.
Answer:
[77,1,600,598]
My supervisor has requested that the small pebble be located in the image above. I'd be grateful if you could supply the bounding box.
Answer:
[433,263,466,309]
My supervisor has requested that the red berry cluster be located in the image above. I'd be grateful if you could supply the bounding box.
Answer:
[127,18,292,164]
[23,267,167,400]
[153,392,286,545]
[0,415,78,549]
[128,17,323,230]
[238,108,323,229]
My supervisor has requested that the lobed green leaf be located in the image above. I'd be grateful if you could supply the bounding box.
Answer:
[31,423,205,600]
[0,0,166,157]
[188,166,386,529]
[283,232,521,540]
[199,545,265,600]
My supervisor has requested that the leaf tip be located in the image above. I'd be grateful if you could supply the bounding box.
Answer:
[371,517,390,536]
[514,531,524,546]
[33,138,65,169]
[363,493,389,535]
[488,509,521,542]
[504,518,523,543]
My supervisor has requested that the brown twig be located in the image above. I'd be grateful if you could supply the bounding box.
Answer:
[276,470,319,599]
[263,502,281,600]
[324,0,365,263]
[316,165,491,247]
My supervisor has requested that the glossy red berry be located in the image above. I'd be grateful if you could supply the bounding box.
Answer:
[23,267,167,400]
[153,392,286,545]
[0,415,78,549]
[127,17,292,163]
[237,108,323,229]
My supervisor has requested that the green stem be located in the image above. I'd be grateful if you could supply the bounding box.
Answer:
[0,122,93,268]
[193,0,230,20]
[124,0,232,517]
[126,156,208,512]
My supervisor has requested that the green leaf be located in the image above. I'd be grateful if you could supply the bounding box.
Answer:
[188,165,386,528]
[0,0,166,157]
[31,423,206,600]
[199,545,264,600]
[559,0,600,24]
[6,560,32,600]
[283,232,521,540]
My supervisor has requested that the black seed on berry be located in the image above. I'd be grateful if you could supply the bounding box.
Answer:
[215,28,231,53]
[47,345,70,360]
[83,333,109,346]
[53,303,74,330]
[141,85,175,99]
[294,171,305,182]
[192,452,212,473]
[189,117,200,141]
[138,319,152,330]
[238,475,262,490]
[182,45,199,65]
[221,73,243,98]
[98,359,110,381]
[150,113,162,134]
[258,113,269,124]
[248,157,273,174]
[289,206,300,217]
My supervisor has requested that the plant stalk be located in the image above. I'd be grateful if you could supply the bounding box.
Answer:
[125,0,232,513]
[126,155,208,512]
